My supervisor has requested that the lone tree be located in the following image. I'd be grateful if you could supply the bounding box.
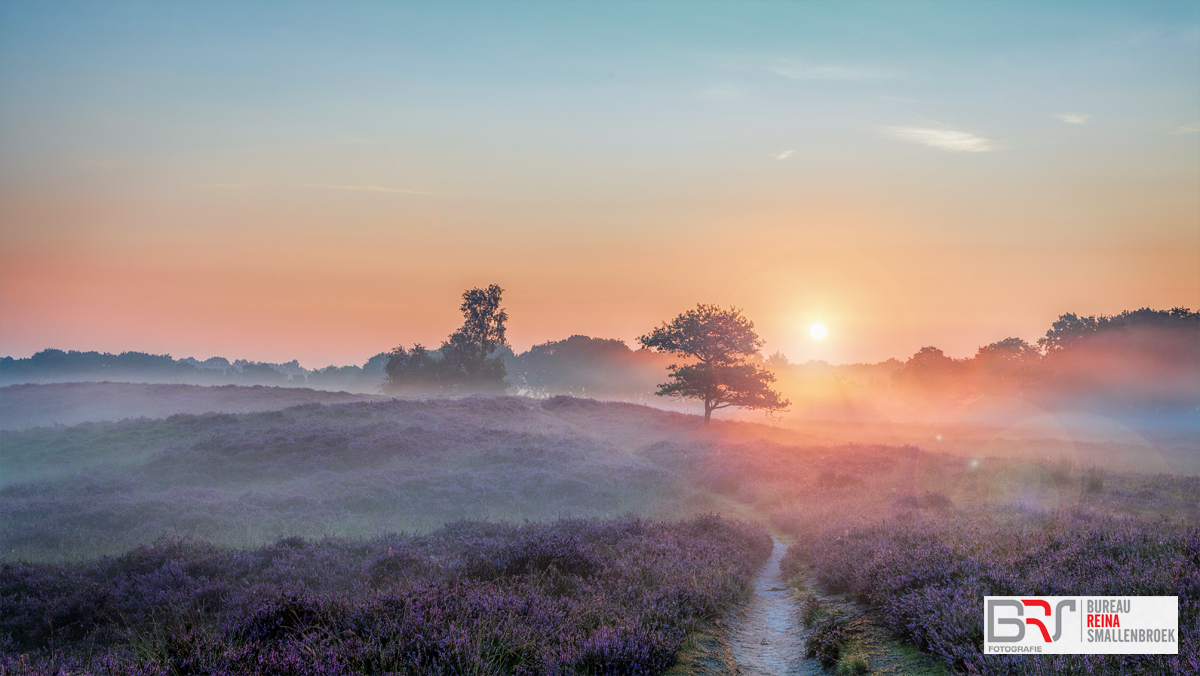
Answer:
[385,284,509,394]
[638,304,789,424]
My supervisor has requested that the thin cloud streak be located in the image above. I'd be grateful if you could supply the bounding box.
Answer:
[1175,121,1200,134]
[1056,113,1090,124]
[307,184,432,195]
[776,150,795,160]
[878,126,998,152]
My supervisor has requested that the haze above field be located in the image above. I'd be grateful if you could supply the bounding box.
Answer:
[2,1,1198,366]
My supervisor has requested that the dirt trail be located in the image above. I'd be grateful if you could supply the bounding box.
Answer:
[725,539,826,675]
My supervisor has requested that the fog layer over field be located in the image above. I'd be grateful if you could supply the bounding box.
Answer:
[4,309,1196,439]
[0,383,385,431]
[3,389,1199,673]
[1,397,714,560]
[4,392,1198,563]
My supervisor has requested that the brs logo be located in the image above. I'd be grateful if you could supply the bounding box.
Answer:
[987,599,1077,643]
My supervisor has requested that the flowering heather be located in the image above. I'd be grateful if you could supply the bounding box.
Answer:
[687,431,1200,674]
[1,515,772,675]
[1,397,707,560]
[5,391,1197,674]
[780,505,1199,675]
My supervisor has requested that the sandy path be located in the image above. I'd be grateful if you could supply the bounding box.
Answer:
[725,539,825,676]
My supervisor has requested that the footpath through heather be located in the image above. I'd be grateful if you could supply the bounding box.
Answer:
[719,538,947,676]
[725,539,826,675]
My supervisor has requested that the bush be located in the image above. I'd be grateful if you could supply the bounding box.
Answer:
[799,593,827,627]
[804,612,850,667]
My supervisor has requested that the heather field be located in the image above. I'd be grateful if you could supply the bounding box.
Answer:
[0,516,772,675]
[1,396,712,560]
[3,1,1197,673]
[2,389,1198,674]
[707,441,1200,674]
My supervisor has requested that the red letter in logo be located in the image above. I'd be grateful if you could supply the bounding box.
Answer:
[1022,599,1053,642]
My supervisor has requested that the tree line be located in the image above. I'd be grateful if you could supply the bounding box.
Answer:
[383,287,1198,420]
[889,307,1199,407]
[0,349,391,390]
[383,285,790,423]
[5,290,1194,420]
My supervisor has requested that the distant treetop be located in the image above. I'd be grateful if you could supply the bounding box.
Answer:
[1038,307,1198,353]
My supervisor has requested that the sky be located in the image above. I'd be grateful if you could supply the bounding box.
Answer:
[1,0,1197,368]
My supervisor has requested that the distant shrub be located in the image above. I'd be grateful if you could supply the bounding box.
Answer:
[804,612,851,666]
[921,491,953,510]
[800,592,827,627]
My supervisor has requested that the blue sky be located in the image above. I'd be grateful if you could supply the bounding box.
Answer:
[1,1,1197,365]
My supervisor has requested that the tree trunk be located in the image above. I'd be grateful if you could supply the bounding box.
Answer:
[703,400,713,424]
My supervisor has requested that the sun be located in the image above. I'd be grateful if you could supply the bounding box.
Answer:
[809,323,827,340]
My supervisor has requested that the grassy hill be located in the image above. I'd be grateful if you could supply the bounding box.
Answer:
[1,395,722,560]
[0,382,386,431]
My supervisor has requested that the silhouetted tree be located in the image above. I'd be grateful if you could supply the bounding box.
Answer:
[383,344,443,393]
[639,304,789,423]
[384,284,510,394]
[971,337,1040,394]
[1037,313,1103,353]
[1038,307,1199,353]
[975,337,1039,363]
[439,284,509,392]
[506,335,670,398]
[1033,307,1199,408]
[894,346,968,398]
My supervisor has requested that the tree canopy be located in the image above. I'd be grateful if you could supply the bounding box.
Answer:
[1038,307,1198,353]
[505,335,670,398]
[639,304,789,423]
[384,284,509,394]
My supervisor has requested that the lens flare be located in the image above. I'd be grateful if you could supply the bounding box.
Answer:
[810,323,827,340]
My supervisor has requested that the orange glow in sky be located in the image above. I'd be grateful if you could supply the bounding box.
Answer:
[1,3,1197,367]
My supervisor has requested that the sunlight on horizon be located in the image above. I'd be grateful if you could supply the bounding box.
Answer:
[0,1,1196,366]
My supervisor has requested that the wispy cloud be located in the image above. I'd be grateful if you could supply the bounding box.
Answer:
[1056,112,1094,124]
[775,150,795,160]
[308,184,431,195]
[773,60,897,81]
[1175,121,1200,134]
[878,125,998,152]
